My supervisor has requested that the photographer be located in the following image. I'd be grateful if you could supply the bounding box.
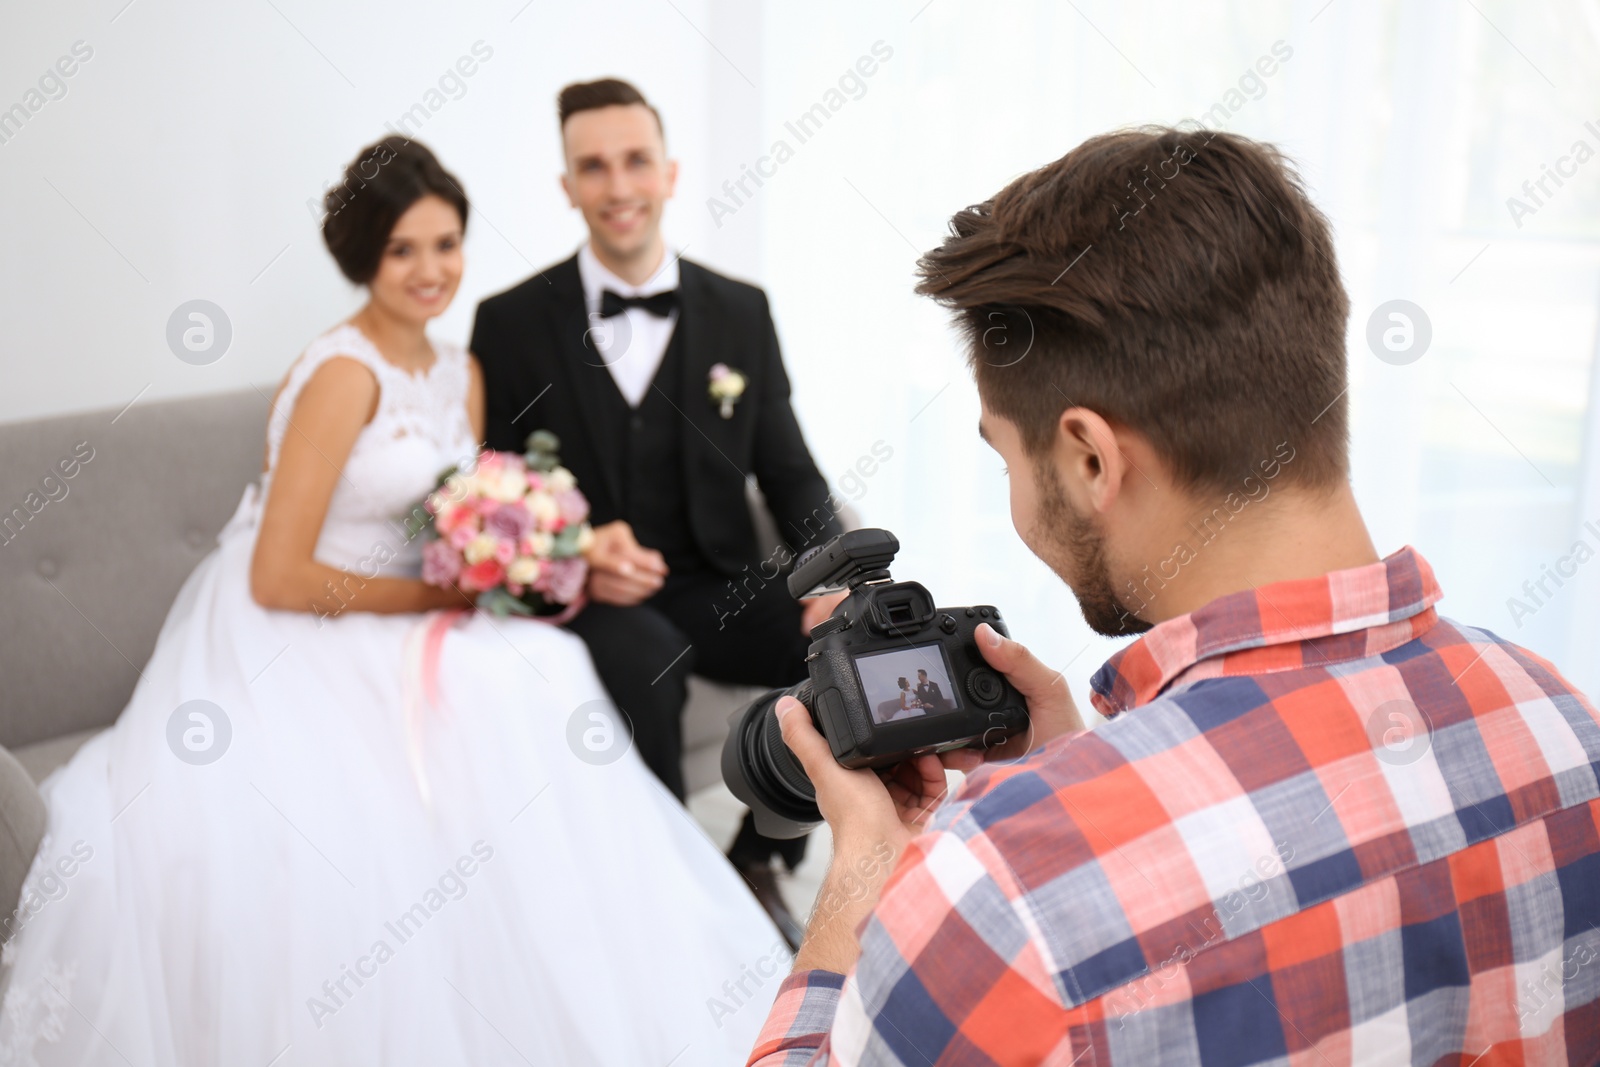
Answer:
[749,128,1600,1064]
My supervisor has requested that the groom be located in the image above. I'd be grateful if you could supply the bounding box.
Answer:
[470,78,844,945]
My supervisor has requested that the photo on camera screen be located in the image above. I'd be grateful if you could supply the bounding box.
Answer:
[853,643,961,725]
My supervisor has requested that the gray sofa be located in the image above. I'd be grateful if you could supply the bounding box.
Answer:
[0,386,810,924]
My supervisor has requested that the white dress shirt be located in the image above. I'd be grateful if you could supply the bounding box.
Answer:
[576,242,680,409]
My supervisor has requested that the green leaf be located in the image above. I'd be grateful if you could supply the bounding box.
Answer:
[475,587,534,618]
[523,429,562,472]
[552,524,585,556]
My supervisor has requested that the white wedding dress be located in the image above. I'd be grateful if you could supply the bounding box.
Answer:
[0,325,785,1066]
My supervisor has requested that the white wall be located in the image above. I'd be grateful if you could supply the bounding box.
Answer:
[748,0,1600,697]
[0,0,760,422]
[4,0,1598,696]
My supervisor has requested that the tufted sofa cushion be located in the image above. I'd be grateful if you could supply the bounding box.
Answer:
[0,388,269,752]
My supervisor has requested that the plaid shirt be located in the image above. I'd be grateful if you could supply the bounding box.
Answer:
[749,547,1600,1066]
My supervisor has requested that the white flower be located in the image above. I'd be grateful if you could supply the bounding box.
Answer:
[488,466,528,503]
[708,365,747,418]
[708,368,746,400]
[507,557,542,584]
[529,493,560,527]
[463,533,499,565]
[547,467,576,493]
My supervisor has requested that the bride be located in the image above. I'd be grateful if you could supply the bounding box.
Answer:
[0,138,784,1066]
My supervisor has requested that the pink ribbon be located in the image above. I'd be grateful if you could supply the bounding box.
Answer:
[401,595,589,809]
[418,607,470,715]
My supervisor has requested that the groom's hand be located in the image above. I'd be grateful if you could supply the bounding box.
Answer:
[584,520,668,606]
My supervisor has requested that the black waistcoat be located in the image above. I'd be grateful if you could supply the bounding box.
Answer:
[588,325,706,573]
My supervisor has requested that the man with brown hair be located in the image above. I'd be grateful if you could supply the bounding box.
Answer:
[471,78,845,947]
[750,128,1600,1064]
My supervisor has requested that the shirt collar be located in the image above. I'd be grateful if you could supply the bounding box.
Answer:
[576,241,680,316]
[1089,545,1443,718]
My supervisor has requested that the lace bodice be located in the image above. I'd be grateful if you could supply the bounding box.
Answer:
[243,324,478,578]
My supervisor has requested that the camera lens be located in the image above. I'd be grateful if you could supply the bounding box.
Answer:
[720,680,823,839]
[760,702,813,799]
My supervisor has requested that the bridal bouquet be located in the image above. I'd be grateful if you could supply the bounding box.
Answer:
[414,431,594,618]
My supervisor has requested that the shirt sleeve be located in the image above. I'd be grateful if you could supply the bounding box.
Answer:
[747,970,847,1066]
[748,817,1076,1065]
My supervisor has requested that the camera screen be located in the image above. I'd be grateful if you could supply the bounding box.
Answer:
[853,643,962,725]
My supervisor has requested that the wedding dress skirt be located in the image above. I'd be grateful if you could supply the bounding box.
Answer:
[0,327,786,1066]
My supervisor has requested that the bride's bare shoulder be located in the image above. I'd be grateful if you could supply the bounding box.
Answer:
[258,331,381,471]
[266,357,378,466]
[286,353,379,421]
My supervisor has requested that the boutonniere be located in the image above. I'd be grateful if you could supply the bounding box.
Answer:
[707,363,747,419]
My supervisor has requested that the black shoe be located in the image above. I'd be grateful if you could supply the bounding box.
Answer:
[734,859,804,952]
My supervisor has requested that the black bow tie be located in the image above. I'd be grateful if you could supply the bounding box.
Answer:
[599,289,678,319]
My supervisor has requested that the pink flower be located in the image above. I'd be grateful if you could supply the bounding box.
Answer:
[539,557,588,604]
[436,504,477,536]
[460,558,505,592]
[421,539,461,585]
[485,501,534,541]
[556,488,589,525]
[414,446,591,605]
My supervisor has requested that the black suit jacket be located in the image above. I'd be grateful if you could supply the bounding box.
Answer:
[470,254,841,579]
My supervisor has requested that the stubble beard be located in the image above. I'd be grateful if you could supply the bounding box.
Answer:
[1033,465,1152,638]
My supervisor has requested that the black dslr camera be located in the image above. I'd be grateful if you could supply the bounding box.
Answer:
[721,528,1029,838]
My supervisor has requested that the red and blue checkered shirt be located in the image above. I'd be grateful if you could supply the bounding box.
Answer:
[749,547,1600,1065]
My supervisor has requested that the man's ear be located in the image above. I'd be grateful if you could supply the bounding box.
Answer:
[559,171,577,209]
[664,157,679,199]
[1055,407,1125,514]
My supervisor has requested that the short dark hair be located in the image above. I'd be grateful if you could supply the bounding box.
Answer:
[557,77,664,141]
[321,137,468,284]
[916,127,1350,493]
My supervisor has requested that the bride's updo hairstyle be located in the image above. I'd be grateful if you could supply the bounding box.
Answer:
[321,136,469,284]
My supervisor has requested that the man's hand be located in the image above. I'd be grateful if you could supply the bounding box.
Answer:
[775,695,951,974]
[777,696,948,842]
[798,591,848,636]
[583,520,668,606]
[940,622,1086,775]
[774,624,1086,975]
